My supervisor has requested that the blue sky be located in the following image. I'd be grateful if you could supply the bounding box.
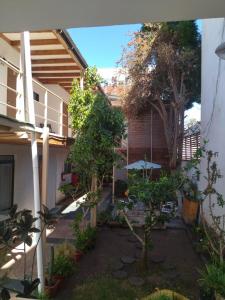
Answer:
[69,24,141,68]
[69,20,202,69]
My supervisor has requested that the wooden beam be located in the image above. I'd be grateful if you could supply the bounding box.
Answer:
[12,39,60,46]
[36,78,73,84]
[32,58,74,64]
[33,72,80,77]
[32,65,81,71]
[31,49,68,56]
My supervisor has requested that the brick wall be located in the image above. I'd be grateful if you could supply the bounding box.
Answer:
[128,111,170,169]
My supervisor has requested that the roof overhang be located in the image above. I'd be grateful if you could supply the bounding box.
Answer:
[1,30,87,93]
[0,0,225,32]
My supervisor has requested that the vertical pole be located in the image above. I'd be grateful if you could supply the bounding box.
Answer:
[112,148,115,204]
[80,72,84,90]
[21,32,35,124]
[42,127,49,208]
[21,31,44,292]
[60,100,63,136]
[44,90,48,128]
[31,132,44,292]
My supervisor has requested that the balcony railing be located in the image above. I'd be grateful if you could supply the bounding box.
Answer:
[0,57,70,137]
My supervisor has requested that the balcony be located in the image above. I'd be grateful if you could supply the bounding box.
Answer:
[0,57,71,137]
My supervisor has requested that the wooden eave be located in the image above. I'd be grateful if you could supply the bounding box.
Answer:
[1,30,87,93]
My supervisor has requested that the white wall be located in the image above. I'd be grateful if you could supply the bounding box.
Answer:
[200,18,225,223]
[0,144,69,212]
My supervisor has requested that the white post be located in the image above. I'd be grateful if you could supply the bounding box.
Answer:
[16,54,25,121]
[60,100,63,136]
[21,31,44,292]
[21,32,35,124]
[80,72,84,90]
[44,90,48,128]
[42,127,49,208]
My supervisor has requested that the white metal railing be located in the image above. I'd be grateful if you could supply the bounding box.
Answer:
[0,57,69,137]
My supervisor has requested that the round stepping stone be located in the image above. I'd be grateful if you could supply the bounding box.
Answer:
[127,236,137,243]
[163,263,176,271]
[147,275,162,287]
[135,243,142,250]
[150,254,165,264]
[111,261,124,271]
[135,251,142,259]
[120,256,136,264]
[112,270,128,279]
[166,271,179,280]
[128,276,145,287]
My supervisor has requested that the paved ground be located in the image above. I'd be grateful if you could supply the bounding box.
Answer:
[55,226,203,300]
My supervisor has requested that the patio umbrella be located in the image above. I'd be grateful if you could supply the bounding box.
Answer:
[125,160,161,170]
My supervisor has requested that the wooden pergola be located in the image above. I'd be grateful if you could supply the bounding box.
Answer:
[0,30,87,93]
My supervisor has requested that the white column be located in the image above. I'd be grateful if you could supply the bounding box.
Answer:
[31,132,44,292]
[80,71,84,90]
[21,31,44,292]
[44,90,48,128]
[42,127,49,208]
[60,100,63,136]
[21,31,35,124]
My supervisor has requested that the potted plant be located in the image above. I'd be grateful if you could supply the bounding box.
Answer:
[55,242,76,264]
[0,205,58,299]
[71,213,97,257]
[52,254,75,285]
[142,289,188,300]
[45,246,60,298]
[182,179,200,225]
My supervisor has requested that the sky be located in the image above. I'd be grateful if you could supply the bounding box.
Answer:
[69,24,141,68]
[69,21,201,122]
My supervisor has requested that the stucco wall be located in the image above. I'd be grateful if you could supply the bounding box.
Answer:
[0,144,69,212]
[200,18,225,224]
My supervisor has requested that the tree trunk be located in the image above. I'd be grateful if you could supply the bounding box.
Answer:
[90,174,97,228]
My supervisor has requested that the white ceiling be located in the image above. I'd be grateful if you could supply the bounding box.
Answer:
[1,0,225,32]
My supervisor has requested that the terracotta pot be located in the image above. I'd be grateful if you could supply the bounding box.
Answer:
[182,197,199,225]
[215,293,225,300]
[52,275,65,288]
[45,279,60,298]
[74,250,83,262]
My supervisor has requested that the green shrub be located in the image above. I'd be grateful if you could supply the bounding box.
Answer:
[199,262,225,297]
[72,215,97,252]
[52,255,74,277]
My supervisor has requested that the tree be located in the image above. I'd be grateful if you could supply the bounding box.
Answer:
[69,67,126,227]
[120,21,201,168]
[118,172,181,271]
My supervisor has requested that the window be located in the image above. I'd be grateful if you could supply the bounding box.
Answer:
[0,156,14,211]
[33,91,39,102]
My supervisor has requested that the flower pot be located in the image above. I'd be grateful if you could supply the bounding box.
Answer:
[72,174,79,185]
[52,275,65,289]
[182,197,199,225]
[74,250,83,262]
[45,279,60,298]
[215,292,225,300]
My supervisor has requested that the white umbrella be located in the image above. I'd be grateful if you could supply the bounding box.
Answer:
[125,160,161,170]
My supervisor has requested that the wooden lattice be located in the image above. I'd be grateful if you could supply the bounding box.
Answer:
[182,132,200,161]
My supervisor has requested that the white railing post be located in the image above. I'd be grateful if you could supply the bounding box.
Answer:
[16,66,24,121]
[60,100,63,136]
[44,90,48,128]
